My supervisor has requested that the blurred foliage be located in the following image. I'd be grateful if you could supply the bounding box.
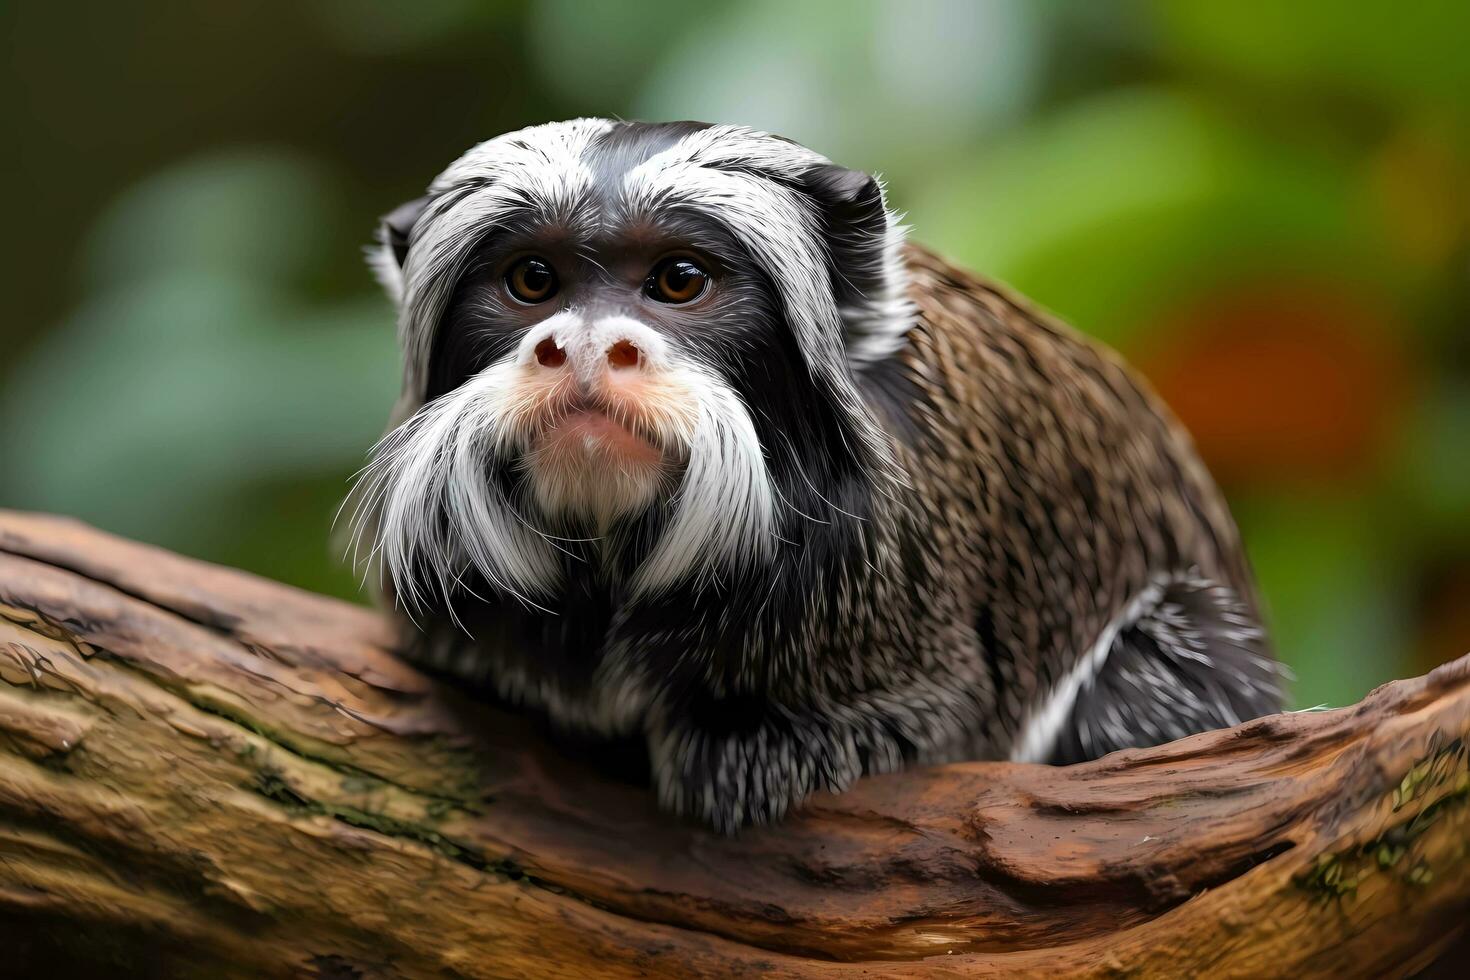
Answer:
[1,0,1466,708]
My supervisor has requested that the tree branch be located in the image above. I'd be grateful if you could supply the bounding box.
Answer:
[0,510,1465,978]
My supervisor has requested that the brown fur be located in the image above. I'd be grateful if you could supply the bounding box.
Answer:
[887,244,1264,752]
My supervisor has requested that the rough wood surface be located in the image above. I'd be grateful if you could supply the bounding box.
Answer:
[0,510,1465,978]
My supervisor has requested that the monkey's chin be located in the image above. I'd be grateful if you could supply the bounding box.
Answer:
[524,411,670,531]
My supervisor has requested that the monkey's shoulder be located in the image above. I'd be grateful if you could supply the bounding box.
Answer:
[897,243,1168,430]
[886,243,1254,599]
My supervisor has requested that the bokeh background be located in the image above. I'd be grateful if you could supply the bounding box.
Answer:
[3,1,1466,708]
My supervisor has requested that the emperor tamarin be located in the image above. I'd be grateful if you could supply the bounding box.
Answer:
[349,119,1284,833]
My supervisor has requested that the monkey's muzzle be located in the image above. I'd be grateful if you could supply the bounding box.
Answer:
[507,313,699,524]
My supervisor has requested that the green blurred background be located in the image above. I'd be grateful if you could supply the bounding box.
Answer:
[2,1,1466,708]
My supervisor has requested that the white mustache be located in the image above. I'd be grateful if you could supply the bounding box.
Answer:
[348,351,777,615]
[349,361,560,613]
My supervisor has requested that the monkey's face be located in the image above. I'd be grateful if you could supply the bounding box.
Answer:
[425,210,779,544]
[353,120,912,610]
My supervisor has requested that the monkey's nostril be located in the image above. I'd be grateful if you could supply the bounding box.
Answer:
[534,338,567,368]
[606,339,641,370]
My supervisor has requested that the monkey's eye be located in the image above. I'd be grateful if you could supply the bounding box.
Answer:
[646,257,710,304]
[505,257,559,304]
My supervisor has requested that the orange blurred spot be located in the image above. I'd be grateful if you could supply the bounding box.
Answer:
[1140,282,1412,486]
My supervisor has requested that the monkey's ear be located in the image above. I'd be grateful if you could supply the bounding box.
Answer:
[368,194,434,305]
[799,165,913,365]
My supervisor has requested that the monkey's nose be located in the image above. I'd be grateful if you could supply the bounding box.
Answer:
[606,339,641,370]
[534,337,644,371]
[534,338,567,368]
[521,314,664,378]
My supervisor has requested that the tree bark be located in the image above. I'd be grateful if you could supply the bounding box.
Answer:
[0,510,1466,978]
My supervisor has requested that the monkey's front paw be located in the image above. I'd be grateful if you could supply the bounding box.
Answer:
[649,717,865,834]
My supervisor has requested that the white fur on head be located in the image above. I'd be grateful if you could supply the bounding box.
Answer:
[836,171,915,367]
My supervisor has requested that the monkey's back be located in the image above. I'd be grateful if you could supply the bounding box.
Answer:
[887,245,1266,751]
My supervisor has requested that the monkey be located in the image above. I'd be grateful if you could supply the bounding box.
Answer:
[346,119,1285,834]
